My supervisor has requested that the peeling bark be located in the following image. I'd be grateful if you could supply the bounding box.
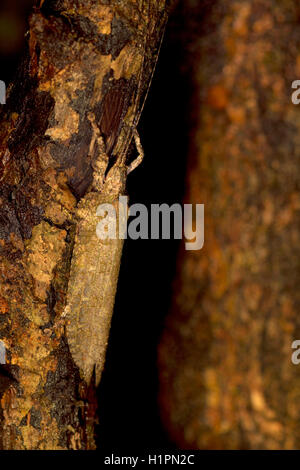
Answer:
[0,0,168,450]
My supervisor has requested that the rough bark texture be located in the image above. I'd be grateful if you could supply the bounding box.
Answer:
[159,0,300,450]
[0,0,168,450]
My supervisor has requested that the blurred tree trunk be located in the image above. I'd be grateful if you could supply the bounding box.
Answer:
[159,0,300,450]
[0,0,168,450]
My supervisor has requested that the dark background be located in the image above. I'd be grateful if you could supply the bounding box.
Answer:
[97,4,191,449]
[0,0,192,449]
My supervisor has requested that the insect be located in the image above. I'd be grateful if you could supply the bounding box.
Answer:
[64,2,167,386]
[65,112,143,386]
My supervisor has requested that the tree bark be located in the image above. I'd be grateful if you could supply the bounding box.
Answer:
[0,0,168,450]
[159,0,300,450]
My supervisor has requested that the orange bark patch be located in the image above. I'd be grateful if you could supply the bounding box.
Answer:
[0,296,8,314]
[206,85,229,110]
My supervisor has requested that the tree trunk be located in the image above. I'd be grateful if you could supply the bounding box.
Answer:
[0,0,168,450]
[159,0,300,450]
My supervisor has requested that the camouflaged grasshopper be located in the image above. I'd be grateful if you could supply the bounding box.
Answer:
[64,0,167,386]
[65,113,144,386]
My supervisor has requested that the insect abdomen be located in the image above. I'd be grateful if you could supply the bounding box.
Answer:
[66,193,125,385]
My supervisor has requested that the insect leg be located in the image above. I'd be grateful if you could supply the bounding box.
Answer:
[127,128,144,174]
[87,112,109,190]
